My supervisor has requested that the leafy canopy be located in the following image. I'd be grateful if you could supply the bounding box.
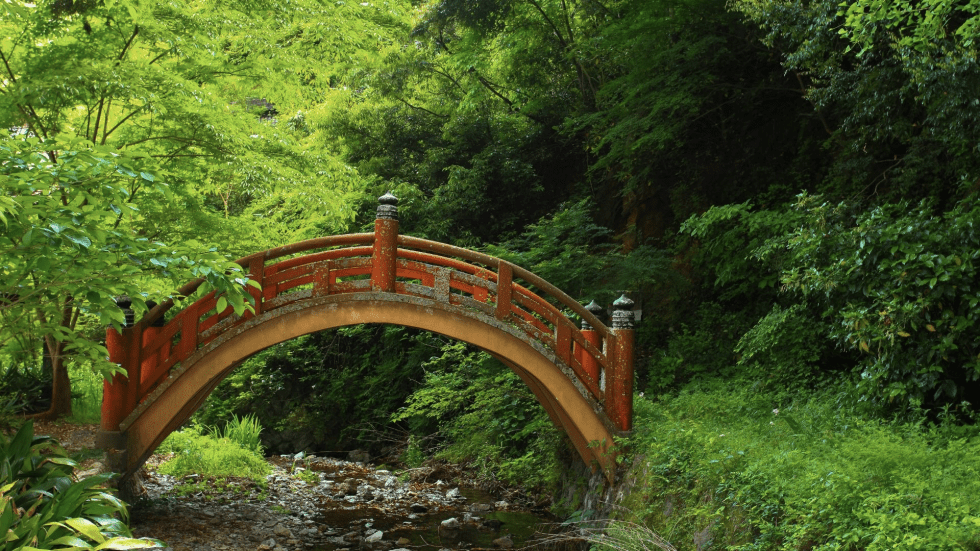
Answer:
[0,137,255,379]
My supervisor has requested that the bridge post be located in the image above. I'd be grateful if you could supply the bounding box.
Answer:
[101,297,138,433]
[140,301,169,394]
[578,300,603,386]
[371,192,399,292]
[609,295,635,432]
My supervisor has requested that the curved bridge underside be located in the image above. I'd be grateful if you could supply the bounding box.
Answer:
[115,294,618,481]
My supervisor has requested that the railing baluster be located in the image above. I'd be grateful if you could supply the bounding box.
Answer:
[371,192,399,292]
[434,268,451,302]
[580,300,603,388]
[496,262,512,320]
[556,322,572,365]
[608,295,635,432]
[313,259,332,296]
[248,257,264,315]
[176,304,200,362]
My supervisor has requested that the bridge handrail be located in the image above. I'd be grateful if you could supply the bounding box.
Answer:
[139,233,375,328]
[396,236,611,339]
[135,233,612,405]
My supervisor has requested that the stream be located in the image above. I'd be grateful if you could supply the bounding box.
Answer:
[131,454,560,551]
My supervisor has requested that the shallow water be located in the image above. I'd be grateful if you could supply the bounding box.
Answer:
[314,471,555,550]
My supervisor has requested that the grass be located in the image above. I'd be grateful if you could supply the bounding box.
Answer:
[166,476,268,502]
[157,424,271,481]
[214,413,264,455]
[621,379,980,551]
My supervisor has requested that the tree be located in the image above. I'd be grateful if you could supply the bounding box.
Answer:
[0,137,256,419]
[0,0,406,417]
[317,0,616,244]
[761,194,980,409]
[735,0,980,204]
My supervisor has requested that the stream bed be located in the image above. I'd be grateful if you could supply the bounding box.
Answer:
[131,454,560,551]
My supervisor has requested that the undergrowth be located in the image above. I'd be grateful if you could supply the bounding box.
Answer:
[67,362,103,424]
[392,341,565,491]
[156,421,270,481]
[1,421,164,550]
[623,379,980,550]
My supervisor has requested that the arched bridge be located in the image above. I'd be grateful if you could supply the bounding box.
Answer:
[97,194,636,483]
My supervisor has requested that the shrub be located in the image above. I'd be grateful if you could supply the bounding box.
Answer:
[645,302,750,392]
[392,341,564,490]
[0,362,51,415]
[0,421,163,550]
[733,303,828,386]
[156,425,271,481]
[762,194,980,410]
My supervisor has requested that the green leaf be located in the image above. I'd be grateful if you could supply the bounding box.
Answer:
[65,516,106,542]
[66,234,94,248]
[94,536,164,549]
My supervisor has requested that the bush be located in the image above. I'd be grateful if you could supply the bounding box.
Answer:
[762,194,980,410]
[733,303,828,387]
[645,302,749,392]
[157,425,271,481]
[0,421,163,550]
[392,340,564,490]
[0,361,51,415]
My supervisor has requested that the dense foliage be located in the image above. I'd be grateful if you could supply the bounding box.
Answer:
[3,0,980,544]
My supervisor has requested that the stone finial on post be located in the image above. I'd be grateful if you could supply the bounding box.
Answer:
[609,294,636,432]
[578,300,604,386]
[371,192,399,292]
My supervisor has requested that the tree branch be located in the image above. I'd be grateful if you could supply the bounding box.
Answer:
[1,48,51,142]
[471,71,548,125]
[93,96,106,144]
[100,97,113,145]
[149,47,174,65]
[103,104,146,141]
[0,47,19,85]
[395,96,448,119]
[427,66,466,92]
[795,71,834,136]
[117,25,140,62]
[525,0,570,50]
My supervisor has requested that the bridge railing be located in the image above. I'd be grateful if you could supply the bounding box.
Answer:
[104,194,634,433]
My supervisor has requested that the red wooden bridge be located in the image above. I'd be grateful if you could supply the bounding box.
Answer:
[97,194,635,483]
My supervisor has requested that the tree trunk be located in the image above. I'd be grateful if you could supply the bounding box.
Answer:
[27,339,72,421]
